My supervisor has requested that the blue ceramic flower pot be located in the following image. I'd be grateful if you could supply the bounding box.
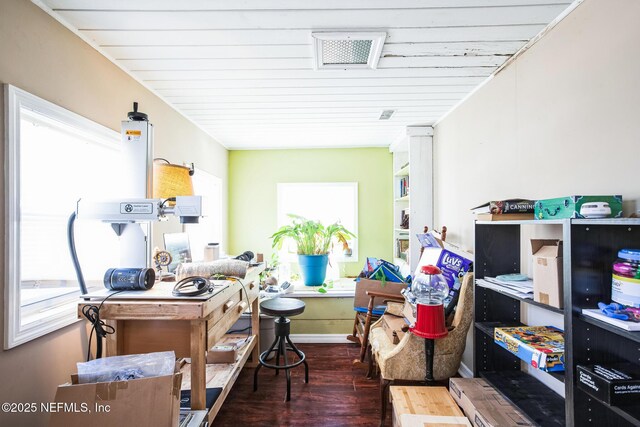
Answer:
[298,254,329,286]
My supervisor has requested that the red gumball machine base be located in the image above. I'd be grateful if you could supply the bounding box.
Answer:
[410,302,448,383]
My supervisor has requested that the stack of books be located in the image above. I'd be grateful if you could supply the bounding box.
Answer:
[472,198,535,221]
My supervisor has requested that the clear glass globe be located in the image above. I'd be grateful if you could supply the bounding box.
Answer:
[413,265,449,304]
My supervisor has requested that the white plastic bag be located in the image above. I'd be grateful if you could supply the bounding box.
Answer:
[77,351,175,384]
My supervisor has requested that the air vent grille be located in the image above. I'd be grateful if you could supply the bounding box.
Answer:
[312,31,386,70]
[322,39,373,65]
[379,110,395,120]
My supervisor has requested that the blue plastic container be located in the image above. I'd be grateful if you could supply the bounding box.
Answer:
[298,254,329,286]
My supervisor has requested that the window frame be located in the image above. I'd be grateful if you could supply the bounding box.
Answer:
[4,84,121,349]
[185,167,223,261]
[276,182,359,263]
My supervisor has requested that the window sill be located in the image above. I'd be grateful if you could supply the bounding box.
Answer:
[284,278,356,298]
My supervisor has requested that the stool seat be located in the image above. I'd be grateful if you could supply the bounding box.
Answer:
[260,297,305,317]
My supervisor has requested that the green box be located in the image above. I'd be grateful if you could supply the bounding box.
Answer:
[535,195,623,220]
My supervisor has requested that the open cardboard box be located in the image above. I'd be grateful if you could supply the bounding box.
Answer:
[50,365,182,427]
[531,239,563,308]
[354,278,408,309]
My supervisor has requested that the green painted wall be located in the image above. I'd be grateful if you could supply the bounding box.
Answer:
[290,297,355,335]
[228,148,393,277]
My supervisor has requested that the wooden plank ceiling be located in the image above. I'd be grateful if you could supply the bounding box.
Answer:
[38,0,572,149]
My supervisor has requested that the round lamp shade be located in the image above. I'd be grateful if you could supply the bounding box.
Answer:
[153,161,194,199]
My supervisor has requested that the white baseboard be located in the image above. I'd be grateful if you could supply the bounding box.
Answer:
[290,334,352,344]
[458,362,473,378]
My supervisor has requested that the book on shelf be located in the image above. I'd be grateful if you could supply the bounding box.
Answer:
[581,308,640,331]
[399,176,409,198]
[476,213,535,221]
[471,199,535,215]
[396,238,409,259]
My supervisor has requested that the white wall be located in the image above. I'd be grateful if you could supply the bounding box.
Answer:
[433,0,640,372]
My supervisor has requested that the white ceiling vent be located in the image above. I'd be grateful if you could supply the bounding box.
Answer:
[379,110,395,120]
[311,32,386,70]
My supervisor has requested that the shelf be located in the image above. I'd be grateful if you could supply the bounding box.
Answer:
[578,314,640,344]
[476,219,567,226]
[395,195,410,202]
[480,371,566,427]
[475,322,565,384]
[394,228,410,234]
[572,218,640,226]
[605,400,640,426]
[394,164,409,177]
[576,387,640,426]
[475,321,524,337]
[180,334,256,424]
[475,218,640,226]
[477,281,564,314]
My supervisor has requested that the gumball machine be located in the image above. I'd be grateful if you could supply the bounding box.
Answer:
[404,265,449,382]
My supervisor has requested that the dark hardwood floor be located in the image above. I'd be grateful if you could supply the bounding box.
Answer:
[214,343,382,426]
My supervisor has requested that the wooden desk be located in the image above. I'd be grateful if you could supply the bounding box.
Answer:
[390,386,471,427]
[78,266,263,424]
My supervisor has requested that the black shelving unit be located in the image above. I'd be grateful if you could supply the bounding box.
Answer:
[474,219,640,427]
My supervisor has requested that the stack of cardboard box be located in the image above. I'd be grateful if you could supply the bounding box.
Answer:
[449,378,533,427]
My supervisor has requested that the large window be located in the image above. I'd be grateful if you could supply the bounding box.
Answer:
[5,85,124,349]
[185,168,223,261]
[276,182,358,262]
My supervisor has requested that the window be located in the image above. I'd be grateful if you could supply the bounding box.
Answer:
[276,182,358,262]
[5,85,124,349]
[185,168,223,261]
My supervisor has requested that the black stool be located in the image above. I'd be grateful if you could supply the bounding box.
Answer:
[253,298,309,401]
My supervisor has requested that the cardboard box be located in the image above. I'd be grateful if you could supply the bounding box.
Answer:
[381,314,408,344]
[206,345,237,363]
[402,301,416,327]
[534,195,623,220]
[354,278,408,309]
[50,370,181,427]
[449,378,533,427]
[494,326,565,372]
[576,363,640,405]
[531,239,563,308]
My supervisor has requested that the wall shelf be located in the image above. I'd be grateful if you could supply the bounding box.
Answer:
[391,129,432,274]
[393,164,409,177]
[474,219,640,426]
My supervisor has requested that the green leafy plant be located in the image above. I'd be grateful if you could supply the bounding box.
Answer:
[271,214,355,255]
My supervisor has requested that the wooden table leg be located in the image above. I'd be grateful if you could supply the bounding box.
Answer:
[246,297,260,368]
[105,320,123,357]
[190,320,207,410]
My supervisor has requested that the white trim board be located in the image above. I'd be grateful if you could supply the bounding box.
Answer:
[290,334,352,344]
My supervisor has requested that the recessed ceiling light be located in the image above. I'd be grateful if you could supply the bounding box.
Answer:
[311,31,386,70]
[379,110,395,120]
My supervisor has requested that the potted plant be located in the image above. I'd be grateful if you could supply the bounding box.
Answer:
[271,215,355,286]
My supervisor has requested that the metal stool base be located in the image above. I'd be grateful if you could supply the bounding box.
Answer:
[253,316,309,401]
